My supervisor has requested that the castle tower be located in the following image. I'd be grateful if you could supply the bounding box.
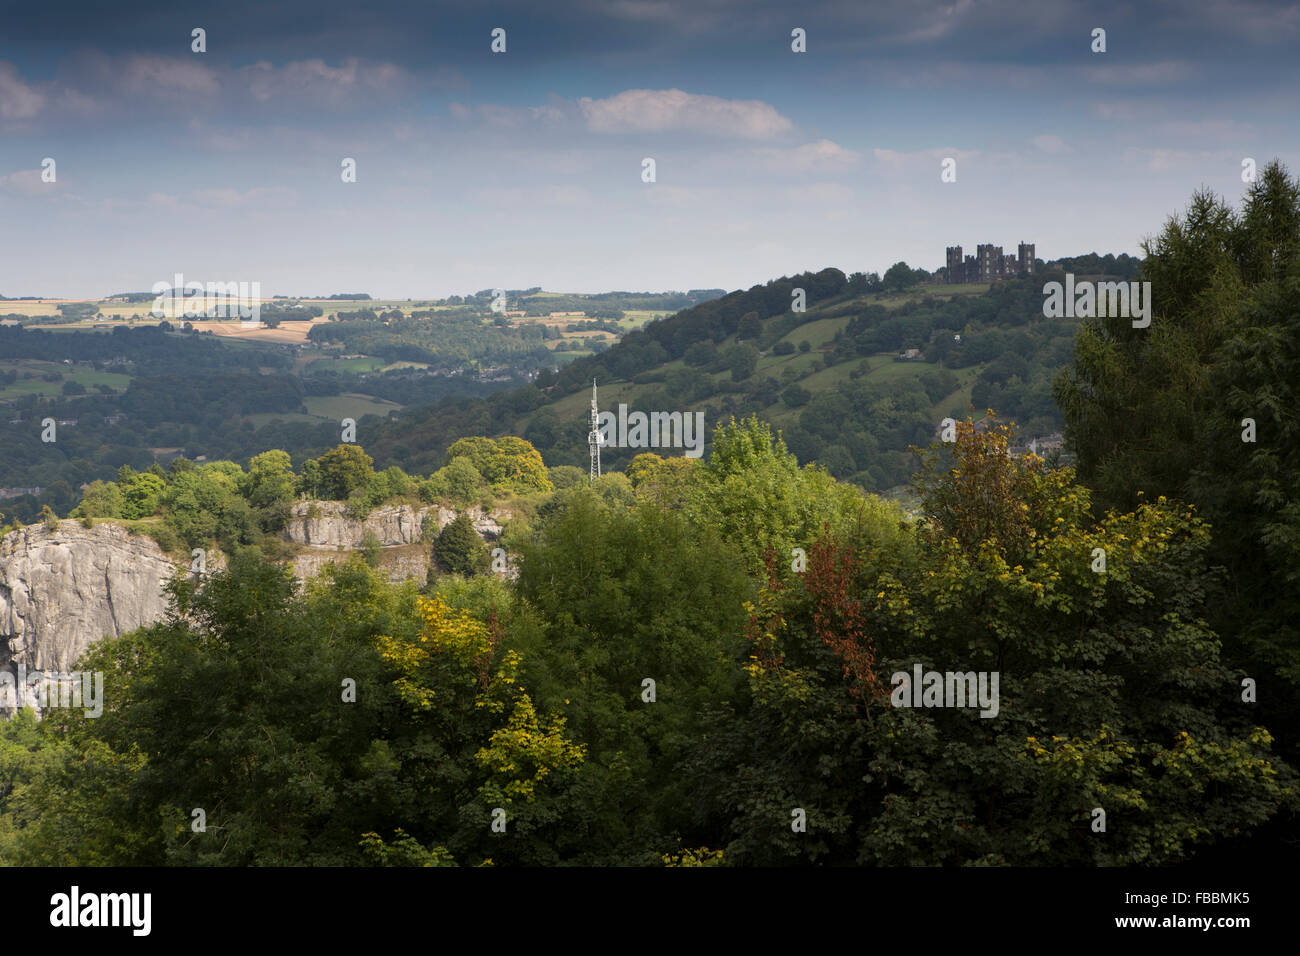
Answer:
[1018,242,1035,276]
[946,246,964,284]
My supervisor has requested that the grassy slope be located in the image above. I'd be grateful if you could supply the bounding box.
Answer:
[512,283,996,441]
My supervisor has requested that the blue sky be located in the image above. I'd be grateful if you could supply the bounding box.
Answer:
[1,0,1297,298]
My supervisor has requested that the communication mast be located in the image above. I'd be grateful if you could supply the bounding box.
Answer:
[588,379,602,483]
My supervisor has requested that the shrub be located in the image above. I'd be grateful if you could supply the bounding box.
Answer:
[433,512,488,576]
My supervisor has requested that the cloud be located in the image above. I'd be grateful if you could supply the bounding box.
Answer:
[0,168,50,195]
[14,53,435,121]
[873,146,978,170]
[757,139,860,172]
[786,182,854,205]
[189,187,298,208]
[1081,61,1196,86]
[896,0,978,43]
[1156,119,1256,141]
[1091,100,1142,121]
[476,184,594,207]
[448,98,572,129]
[0,62,46,119]
[119,55,222,97]
[1121,146,1238,173]
[1031,134,1070,154]
[579,89,793,139]
[237,57,421,105]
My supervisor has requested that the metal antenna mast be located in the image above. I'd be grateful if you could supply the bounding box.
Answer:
[587,379,602,483]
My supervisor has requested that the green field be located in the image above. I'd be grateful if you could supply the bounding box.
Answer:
[773,315,852,350]
[303,393,402,421]
[0,360,132,400]
[304,355,387,374]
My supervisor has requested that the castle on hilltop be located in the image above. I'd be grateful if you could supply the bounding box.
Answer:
[945,242,1035,283]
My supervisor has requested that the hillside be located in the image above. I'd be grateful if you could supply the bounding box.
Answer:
[365,263,1121,492]
[0,288,723,522]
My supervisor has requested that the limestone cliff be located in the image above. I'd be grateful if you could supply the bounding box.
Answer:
[284,501,507,548]
[0,503,511,709]
[285,501,509,584]
[0,521,179,676]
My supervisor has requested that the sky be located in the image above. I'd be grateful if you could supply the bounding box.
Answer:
[1,0,1297,299]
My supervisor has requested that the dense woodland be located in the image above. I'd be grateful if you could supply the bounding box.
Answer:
[1,164,1298,866]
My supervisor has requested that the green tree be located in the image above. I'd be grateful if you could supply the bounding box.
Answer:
[512,490,752,863]
[242,450,297,530]
[161,465,243,548]
[313,444,375,500]
[695,419,1295,865]
[71,480,124,519]
[425,458,486,504]
[727,344,759,382]
[119,472,166,520]
[1054,160,1300,768]
[433,512,488,576]
[883,261,918,293]
[446,436,552,494]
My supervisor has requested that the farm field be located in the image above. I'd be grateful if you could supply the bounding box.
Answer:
[303,393,403,421]
[0,360,132,400]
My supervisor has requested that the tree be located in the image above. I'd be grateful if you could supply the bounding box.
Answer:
[693,418,1293,865]
[727,344,759,382]
[782,384,810,407]
[883,261,918,293]
[512,490,752,863]
[426,458,486,504]
[434,512,488,576]
[313,444,374,500]
[71,480,124,519]
[120,472,166,519]
[1053,160,1300,767]
[242,450,297,531]
[161,465,243,548]
[446,436,552,494]
[684,415,899,578]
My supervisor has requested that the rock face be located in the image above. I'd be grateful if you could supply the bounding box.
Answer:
[285,501,427,548]
[284,501,508,549]
[0,522,179,711]
[0,503,511,715]
[284,501,510,585]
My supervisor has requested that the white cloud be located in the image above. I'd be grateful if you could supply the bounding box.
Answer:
[1091,101,1142,121]
[579,89,794,139]
[0,62,46,119]
[1121,146,1238,173]
[786,182,855,205]
[873,146,978,170]
[0,168,50,195]
[119,55,222,97]
[477,185,594,207]
[238,57,414,105]
[1156,119,1256,140]
[757,139,861,172]
[1031,134,1070,154]
[1082,61,1196,86]
[189,187,298,208]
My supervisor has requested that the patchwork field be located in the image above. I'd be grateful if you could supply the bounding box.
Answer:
[0,360,132,400]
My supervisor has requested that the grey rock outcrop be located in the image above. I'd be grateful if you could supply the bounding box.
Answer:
[1,503,512,716]
[285,501,510,585]
[285,501,428,548]
[0,522,179,700]
[284,501,508,549]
